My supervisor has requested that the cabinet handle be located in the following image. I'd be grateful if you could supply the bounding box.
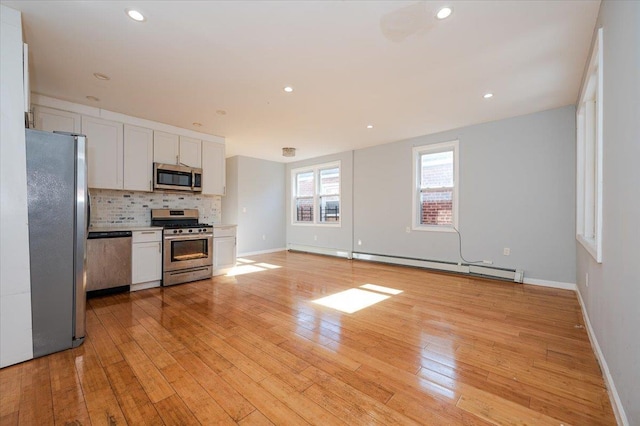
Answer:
[158,242,161,253]
[149,179,152,191]
[140,231,156,234]
[176,154,179,165]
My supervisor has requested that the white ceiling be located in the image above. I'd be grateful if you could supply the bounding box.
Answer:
[3,1,600,162]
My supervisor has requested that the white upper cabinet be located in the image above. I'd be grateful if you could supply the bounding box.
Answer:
[153,132,201,168]
[153,131,179,165]
[202,141,226,195]
[82,116,124,189]
[124,124,153,192]
[33,105,81,133]
[179,136,202,168]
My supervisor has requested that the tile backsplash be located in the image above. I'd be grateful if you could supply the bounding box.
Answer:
[89,189,221,228]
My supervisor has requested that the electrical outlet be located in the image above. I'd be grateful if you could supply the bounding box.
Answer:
[314,235,318,241]
[242,207,247,213]
[358,239,362,246]
[503,247,511,256]
[586,272,589,287]
[405,226,411,233]
[262,234,266,241]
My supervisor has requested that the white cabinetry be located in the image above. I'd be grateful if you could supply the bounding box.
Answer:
[131,230,162,291]
[179,136,202,168]
[153,131,202,168]
[153,131,179,165]
[82,116,123,189]
[33,105,81,133]
[213,226,237,276]
[202,141,226,195]
[124,125,153,192]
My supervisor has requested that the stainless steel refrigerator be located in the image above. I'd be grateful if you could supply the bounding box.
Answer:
[26,128,88,357]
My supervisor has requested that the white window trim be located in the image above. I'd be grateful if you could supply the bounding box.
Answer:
[576,28,603,263]
[412,140,459,232]
[291,160,341,227]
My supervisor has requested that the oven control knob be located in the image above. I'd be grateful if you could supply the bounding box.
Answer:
[173,230,178,234]
[200,228,204,232]
[188,229,193,233]
[179,230,183,233]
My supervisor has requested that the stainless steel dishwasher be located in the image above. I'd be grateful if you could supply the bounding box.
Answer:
[86,230,132,292]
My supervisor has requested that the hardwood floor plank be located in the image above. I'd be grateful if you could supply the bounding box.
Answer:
[457,386,571,426]
[117,340,175,403]
[171,349,256,421]
[302,365,422,425]
[17,358,54,425]
[154,393,200,425]
[220,366,310,425]
[0,363,22,420]
[83,386,127,426]
[104,360,163,425]
[0,251,616,425]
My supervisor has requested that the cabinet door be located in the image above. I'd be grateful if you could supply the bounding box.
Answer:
[34,106,81,133]
[179,136,202,168]
[154,131,179,165]
[213,236,236,270]
[202,141,226,195]
[82,116,123,189]
[132,241,162,284]
[124,124,153,191]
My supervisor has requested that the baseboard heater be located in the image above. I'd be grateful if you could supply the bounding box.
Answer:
[351,252,524,283]
[287,244,353,259]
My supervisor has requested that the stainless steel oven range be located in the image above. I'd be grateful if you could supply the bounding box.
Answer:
[151,209,213,286]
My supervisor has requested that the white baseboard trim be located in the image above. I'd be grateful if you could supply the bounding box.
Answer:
[522,277,577,291]
[287,244,352,259]
[237,247,286,257]
[576,290,629,426]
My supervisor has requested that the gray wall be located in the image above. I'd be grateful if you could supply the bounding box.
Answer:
[576,1,640,423]
[354,106,577,283]
[285,151,354,252]
[223,156,286,255]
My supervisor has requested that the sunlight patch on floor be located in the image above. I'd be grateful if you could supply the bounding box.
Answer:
[235,258,255,264]
[225,262,281,276]
[360,283,403,295]
[312,288,390,314]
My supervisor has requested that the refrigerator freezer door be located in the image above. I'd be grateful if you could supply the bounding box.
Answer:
[26,129,78,357]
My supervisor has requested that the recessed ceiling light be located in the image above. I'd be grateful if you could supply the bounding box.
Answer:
[483,93,494,99]
[93,72,110,81]
[436,6,453,20]
[283,86,294,93]
[86,96,100,102]
[192,122,202,127]
[216,110,227,115]
[126,9,145,22]
[366,125,374,129]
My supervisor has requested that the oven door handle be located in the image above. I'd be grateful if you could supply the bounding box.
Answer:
[164,234,213,241]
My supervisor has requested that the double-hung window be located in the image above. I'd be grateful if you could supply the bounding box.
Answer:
[292,161,341,225]
[412,141,459,231]
[576,28,603,262]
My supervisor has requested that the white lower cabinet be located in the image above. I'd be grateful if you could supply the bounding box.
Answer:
[131,230,162,291]
[213,226,237,276]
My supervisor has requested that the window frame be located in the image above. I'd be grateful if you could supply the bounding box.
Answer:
[291,160,341,227]
[412,140,459,232]
[576,27,603,263]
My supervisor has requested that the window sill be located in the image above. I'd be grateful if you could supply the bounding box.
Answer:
[412,225,457,233]
[292,223,342,228]
[577,234,602,263]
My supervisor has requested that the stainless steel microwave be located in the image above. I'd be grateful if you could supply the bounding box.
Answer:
[153,163,202,192]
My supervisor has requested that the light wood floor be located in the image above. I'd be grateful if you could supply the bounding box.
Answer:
[1,251,617,425]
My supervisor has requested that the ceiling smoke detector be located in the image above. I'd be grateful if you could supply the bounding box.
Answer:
[282,147,296,157]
